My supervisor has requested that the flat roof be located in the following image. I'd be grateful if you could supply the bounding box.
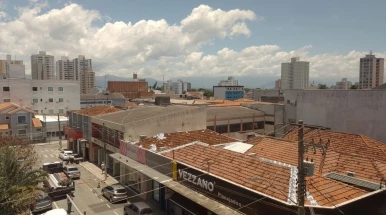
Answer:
[207,106,264,118]
[35,115,68,122]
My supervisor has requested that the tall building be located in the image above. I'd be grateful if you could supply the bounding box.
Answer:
[80,67,95,94]
[74,55,92,81]
[0,55,25,79]
[359,52,384,89]
[275,79,281,89]
[164,79,191,94]
[56,56,75,80]
[219,76,238,86]
[31,51,55,80]
[335,78,352,89]
[281,57,309,89]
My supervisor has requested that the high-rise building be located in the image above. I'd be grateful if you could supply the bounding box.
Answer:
[164,79,191,94]
[219,76,238,86]
[275,79,281,89]
[335,78,352,90]
[56,56,75,80]
[0,55,25,79]
[74,55,92,81]
[31,51,55,80]
[359,52,384,89]
[80,67,95,94]
[281,57,309,90]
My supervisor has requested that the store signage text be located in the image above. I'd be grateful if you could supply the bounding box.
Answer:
[218,192,242,207]
[178,169,215,192]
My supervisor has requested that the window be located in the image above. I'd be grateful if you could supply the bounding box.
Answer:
[32,98,38,104]
[49,110,54,114]
[17,116,26,124]
[48,87,53,91]
[59,109,64,114]
[18,130,27,136]
[49,98,53,102]
[59,98,64,102]
[152,181,160,202]
[36,128,41,131]
[32,87,38,91]
[3,99,10,102]
[5,116,9,120]
[58,87,63,91]
[3,86,9,91]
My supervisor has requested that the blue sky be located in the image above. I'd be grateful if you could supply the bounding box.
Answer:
[0,0,385,86]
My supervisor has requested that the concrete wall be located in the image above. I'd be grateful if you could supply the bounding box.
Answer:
[252,89,283,102]
[284,89,386,142]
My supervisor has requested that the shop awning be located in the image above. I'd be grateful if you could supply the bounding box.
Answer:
[0,124,9,130]
[110,153,243,215]
[32,118,42,128]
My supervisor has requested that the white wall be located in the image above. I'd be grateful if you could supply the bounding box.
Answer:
[284,89,386,142]
[0,79,80,114]
[8,64,26,79]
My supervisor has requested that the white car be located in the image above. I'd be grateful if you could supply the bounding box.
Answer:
[43,208,67,215]
[59,150,74,161]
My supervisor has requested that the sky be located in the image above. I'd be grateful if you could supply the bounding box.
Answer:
[0,0,385,85]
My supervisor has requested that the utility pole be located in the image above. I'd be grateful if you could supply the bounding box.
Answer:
[297,120,305,215]
[58,113,62,150]
[102,123,107,181]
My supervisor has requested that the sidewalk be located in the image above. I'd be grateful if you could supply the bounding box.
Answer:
[80,161,119,185]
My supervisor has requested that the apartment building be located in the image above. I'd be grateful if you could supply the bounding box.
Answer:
[0,79,80,114]
[31,51,55,80]
[56,56,75,80]
[359,52,384,89]
[275,79,281,89]
[213,86,244,101]
[335,78,352,89]
[164,79,191,94]
[218,76,238,86]
[0,55,26,79]
[281,57,309,89]
[80,67,95,94]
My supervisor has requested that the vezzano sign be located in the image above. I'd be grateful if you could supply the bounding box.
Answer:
[178,169,215,192]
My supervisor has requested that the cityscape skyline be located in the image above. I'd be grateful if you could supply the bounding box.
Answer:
[0,1,385,85]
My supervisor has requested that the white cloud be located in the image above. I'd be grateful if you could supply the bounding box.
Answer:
[0,2,384,85]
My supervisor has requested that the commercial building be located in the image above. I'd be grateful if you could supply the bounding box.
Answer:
[0,55,26,79]
[281,57,309,89]
[218,76,238,86]
[335,78,352,89]
[107,74,153,99]
[359,52,384,89]
[0,79,80,114]
[80,92,125,109]
[213,86,244,101]
[31,51,55,80]
[284,89,386,142]
[164,80,191,94]
[35,114,67,141]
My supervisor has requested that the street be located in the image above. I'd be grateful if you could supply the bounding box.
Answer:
[34,142,127,215]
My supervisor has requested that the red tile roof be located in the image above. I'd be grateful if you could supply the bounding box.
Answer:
[139,129,238,151]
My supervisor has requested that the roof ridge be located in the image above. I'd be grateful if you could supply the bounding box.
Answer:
[369,159,386,180]
[359,134,386,158]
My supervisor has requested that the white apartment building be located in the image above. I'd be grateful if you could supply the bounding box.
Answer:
[281,57,309,90]
[31,51,55,80]
[0,79,80,114]
[56,56,75,80]
[0,55,26,79]
[359,52,384,89]
[80,67,95,94]
[164,79,191,94]
[335,78,352,89]
[74,55,92,81]
[219,76,238,86]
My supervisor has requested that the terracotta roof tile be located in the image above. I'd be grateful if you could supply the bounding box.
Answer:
[32,118,42,128]
[75,105,122,116]
[0,102,16,111]
[139,129,238,151]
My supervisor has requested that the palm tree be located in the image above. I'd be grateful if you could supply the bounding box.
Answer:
[0,137,47,214]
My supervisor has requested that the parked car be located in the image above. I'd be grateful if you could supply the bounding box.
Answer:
[59,150,74,161]
[43,208,67,215]
[63,166,81,179]
[101,183,128,203]
[124,202,153,215]
[30,191,52,214]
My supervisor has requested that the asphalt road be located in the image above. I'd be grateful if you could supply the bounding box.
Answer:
[34,143,127,215]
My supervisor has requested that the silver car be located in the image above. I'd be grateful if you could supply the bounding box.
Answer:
[63,166,81,179]
[102,184,128,203]
[124,202,153,215]
[59,150,74,161]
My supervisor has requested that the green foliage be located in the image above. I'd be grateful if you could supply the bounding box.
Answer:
[350,85,358,89]
[318,84,328,89]
[0,136,47,214]
[155,86,164,91]
[203,89,214,98]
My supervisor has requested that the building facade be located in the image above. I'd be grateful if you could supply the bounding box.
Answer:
[80,92,126,109]
[281,57,309,89]
[107,77,151,99]
[0,79,80,114]
[359,52,384,89]
[80,67,95,94]
[56,56,75,80]
[213,86,244,101]
[164,80,191,94]
[335,78,352,89]
[218,76,238,86]
[275,79,281,89]
[0,55,26,79]
[31,51,55,80]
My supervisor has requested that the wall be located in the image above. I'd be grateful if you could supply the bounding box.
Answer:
[284,89,386,142]
[252,89,283,102]
[107,81,149,99]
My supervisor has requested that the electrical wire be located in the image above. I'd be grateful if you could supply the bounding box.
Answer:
[308,183,346,215]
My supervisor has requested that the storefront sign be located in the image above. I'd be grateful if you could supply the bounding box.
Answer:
[178,169,215,192]
[119,139,146,164]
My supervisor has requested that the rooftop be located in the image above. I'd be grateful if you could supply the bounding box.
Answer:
[95,105,202,125]
[75,106,122,116]
[207,106,264,118]
[0,102,36,114]
[139,129,237,151]
[35,115,68,122]
[81,92,125,100]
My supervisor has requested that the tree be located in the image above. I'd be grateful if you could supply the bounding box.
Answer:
[350,85,358,89]
[203,90,214,98]
[318,84,328,89]
[155,86,164,91]
[0,136,47,214]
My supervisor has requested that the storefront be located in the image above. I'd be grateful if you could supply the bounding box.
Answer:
[64,126,83,150]
[91,137,120,175]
